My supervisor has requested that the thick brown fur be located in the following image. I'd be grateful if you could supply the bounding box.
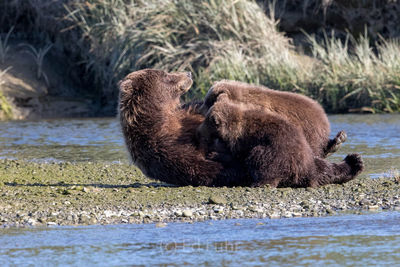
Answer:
[118,69,249,186]
[200,80,346,158]
[197,92,364,187]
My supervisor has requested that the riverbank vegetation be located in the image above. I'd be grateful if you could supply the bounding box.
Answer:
[1,0,400,115]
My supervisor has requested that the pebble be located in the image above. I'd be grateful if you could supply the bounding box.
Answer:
[182,210,193,218]
[213,207,224,213]
[174,211,183,217]
[268,213,281,219]
[209,195,227,205]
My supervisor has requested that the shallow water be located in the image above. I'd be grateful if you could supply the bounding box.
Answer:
[329,114,400,178]
[0,118,127,163]
[1,212,400,266]
[0,114,399,178]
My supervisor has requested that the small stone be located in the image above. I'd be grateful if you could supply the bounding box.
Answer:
[182,210,193,217]
[47,222,57,226]
[74,186,83,191]
[174,211,182,217]
[27,218,39,226]
[235,210,244,216]
[368,205,379,210]
[326,209,335,214]
[209,195,227,205]
[104,210,114,218]
[213,207,224,213]
[300,201,310,209]
[269,213,280,219]
[234,223,241,226]
[359,199,371,206]
[256,222,264,226]
[247,206,257,212]
[79,214,91,224]
[283,212,292,218]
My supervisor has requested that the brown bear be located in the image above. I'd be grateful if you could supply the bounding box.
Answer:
[197,86,364,187]
[199,80,347,158]
[118,69,250,186]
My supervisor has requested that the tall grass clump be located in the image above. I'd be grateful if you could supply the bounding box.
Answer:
[65,0,300,99]
[0,27,13,64]
[21,43,52,86]
[306,32,400,112]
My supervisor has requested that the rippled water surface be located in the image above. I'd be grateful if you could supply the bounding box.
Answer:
[1,212,400,266]
[0,118,127,163]
[0,114,399,178]
[329,114,400,178]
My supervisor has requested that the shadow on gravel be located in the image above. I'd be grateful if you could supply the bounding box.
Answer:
[4,182,178,188]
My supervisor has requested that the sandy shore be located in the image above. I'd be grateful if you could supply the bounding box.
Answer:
[0,159,399,228]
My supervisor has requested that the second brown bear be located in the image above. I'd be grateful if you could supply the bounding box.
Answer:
[197,81,364,187]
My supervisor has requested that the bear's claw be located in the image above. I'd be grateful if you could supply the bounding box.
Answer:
[324,130,347,157]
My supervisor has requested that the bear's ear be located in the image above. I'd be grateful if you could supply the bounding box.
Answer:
[205,106,221,127]
[216,93,229,102]
[119,79,132,93]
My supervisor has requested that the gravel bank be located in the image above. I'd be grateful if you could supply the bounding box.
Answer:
[1,160,399,228]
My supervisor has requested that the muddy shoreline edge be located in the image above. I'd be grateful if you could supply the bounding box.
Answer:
[1,160,399,228]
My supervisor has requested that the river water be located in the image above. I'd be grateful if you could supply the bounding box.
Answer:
[1,114,399,178]
[0,114,400,266]
[1,212,400,266]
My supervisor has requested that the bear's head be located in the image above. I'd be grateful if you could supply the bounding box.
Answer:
[197,97,244,153]
[119,69,193,105]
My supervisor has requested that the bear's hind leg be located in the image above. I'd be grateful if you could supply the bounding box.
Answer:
[323,130,347,157]
[310,153,364,187]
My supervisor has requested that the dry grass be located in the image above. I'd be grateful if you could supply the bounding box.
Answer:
[0,67,13,118]
[305,32,400,112]
[0,27,13,64]
[64,0,294,99]
[20,43,52,86]
[1,0,400,112]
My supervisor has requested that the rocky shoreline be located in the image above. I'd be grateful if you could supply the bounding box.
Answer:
[0,159,399,228]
